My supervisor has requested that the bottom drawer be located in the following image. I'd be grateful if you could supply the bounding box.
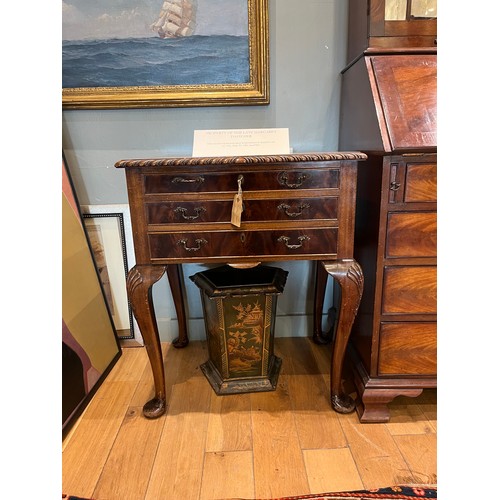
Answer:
[378,322,437,376]
[148,227,338,261]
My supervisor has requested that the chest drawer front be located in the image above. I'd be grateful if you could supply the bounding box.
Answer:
[405,163,437,202]
[249,197,338,221]
[386,212,436,258]
[382,266,436,315]
[143,169,340,194]
[378,322,437,376]
[146,197,339,225]
[389,160,437,204]
[147,201,232,224]
[148,228,338,261]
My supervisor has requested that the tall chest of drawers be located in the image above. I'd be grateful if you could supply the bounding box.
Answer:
[115,152,367,418]
[339,52,437,422]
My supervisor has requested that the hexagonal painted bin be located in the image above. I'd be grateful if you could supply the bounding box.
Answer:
[189,265,288,395]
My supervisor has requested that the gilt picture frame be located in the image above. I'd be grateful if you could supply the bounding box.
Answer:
[81,205,143,346]
[62,0,269,109]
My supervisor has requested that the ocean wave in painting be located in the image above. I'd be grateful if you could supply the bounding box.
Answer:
[62,35,250,88]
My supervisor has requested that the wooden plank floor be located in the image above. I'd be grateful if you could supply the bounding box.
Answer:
[63,338,437,500]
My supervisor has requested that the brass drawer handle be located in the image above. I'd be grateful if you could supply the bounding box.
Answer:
[278,202,310,218]
[174,206,206,220]
[172,176,205,184]
[277,235,310,249]
[177,238,207,252]
[278,172,308,188]
[390,181,401,191]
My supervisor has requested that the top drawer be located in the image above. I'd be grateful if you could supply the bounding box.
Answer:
[143,169,340,194]
[389,158,436,204]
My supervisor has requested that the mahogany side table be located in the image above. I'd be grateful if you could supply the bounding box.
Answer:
[115,152,366,418]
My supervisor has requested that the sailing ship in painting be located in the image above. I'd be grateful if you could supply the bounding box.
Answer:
[62,0,250,88]
[151,0,198,39]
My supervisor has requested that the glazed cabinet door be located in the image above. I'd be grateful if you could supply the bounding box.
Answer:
[347,0,437,59]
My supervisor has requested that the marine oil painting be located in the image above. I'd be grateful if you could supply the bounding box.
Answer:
[63,0,249,87]
[62,0,269,108]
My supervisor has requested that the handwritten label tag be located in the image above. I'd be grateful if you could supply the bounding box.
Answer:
[231,192,243,227]
[231,175,244,227]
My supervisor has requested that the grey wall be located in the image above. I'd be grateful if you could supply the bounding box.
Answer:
[62,0,349,343]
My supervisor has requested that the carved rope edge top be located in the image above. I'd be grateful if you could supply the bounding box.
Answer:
[114,152,368,168]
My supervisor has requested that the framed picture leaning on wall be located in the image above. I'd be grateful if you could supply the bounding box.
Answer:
[81,205,143,346]
[62,159,122,435]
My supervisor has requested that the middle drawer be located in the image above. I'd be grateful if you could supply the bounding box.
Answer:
[381,265,437,315]
[146,197,338,225]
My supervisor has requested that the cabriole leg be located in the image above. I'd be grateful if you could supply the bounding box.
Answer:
[313,261,332,344]
[321,259,364,414]
[127,265,167,418]
[166,264,189,348]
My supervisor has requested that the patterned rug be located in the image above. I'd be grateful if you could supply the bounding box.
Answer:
[243,485,437,499]
[63,485,437,499]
